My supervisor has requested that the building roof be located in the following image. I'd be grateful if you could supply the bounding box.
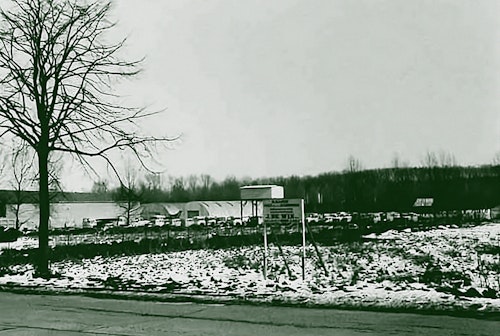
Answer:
[141,203,184,217]
[413,198,434,207]
[240,185,281,189]
[185,200,261,218]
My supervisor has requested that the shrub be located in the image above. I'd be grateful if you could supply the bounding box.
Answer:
[476,244,500,256]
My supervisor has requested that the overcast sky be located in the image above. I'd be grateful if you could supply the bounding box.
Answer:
[64,0,499,190]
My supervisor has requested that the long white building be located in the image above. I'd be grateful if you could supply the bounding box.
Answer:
[3,202,128,230]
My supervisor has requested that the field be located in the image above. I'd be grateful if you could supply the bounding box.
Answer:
[0,223,499,313]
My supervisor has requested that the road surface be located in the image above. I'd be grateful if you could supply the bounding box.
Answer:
[0,292,497,335]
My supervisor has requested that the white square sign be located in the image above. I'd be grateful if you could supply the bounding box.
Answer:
[263,199,304,225]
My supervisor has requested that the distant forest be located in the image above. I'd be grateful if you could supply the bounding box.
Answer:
[108,164,500,212]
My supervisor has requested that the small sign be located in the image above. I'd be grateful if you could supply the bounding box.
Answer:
[263,199,304,225]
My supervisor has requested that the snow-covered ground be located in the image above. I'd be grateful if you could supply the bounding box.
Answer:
[1,223,499,312]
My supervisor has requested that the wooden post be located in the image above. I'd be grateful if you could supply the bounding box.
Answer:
[306,221,329,276]
[272,229,293,278]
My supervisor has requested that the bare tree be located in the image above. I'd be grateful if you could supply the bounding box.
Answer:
[422,151,439,168]
[144,172,162,191]
[422,150,456,168]
[346,155,363,173]
[493,151,500,166]
[437,151,457,167]
[186,174,199,196]
[8,141,36,230]
[170,176,189,201]
[91,179,109,194]
[200,174,212,189]
[113,161,142,226]
[390,152,409,169]
[0,0,173,276]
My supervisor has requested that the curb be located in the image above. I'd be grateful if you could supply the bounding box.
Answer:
[1,284,499,321]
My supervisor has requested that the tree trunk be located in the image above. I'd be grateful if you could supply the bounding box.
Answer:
[37,147,50,277]
[127,198,131,226]
[15,204,20,230]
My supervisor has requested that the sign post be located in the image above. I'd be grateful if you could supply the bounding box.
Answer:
[301,199,306,281]
[262,199,305,280]
[263,216,268,279]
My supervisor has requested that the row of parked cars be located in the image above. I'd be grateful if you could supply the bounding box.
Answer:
[185,216,261,227]
[306,212,353,223]
[306,209,492,228]
[306,212,420,225]
[82,215,261,230]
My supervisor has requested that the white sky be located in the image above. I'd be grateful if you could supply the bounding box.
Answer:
[63,0,500,191]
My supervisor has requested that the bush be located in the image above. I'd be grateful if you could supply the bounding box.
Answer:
[476,243,500,256]
[420,262,471,286]
[0,228,22,243]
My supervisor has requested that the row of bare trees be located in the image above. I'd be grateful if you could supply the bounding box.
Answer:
[84,149,500,213]
[95,161,500,217]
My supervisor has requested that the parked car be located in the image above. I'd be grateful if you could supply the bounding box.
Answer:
[306,213,321,223]
[152,215,166,226]
[194,216,206,226]
[401,212,419,222]
[324,213,341,223]
[339,212,352,222]
[216,218,227,226]
[171,218,182,227]
[82,218,97,228]
[117,217,128,226]
[387,212,401,221]
[227,217,243,226]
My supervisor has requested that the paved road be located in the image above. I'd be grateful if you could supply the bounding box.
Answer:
[0,292,497,335]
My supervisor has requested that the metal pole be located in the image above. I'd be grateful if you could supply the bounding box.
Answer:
[240,201,243,225]
[261,200,267,280]
[263,220,268,279]
[301,198,306,281]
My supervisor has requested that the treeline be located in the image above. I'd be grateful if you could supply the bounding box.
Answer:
[109,165,500,213]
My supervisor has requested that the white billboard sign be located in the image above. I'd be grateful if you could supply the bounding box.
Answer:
[263,199,304,225]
